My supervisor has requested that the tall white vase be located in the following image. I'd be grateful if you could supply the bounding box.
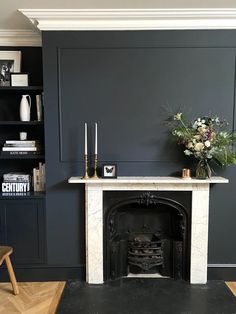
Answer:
[20,95,31,121]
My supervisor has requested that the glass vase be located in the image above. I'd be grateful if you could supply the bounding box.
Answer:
[195,159,212,179]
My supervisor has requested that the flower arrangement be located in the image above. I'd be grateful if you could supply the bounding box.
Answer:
[169,112,236,179]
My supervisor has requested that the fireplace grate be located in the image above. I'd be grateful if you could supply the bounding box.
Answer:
[128,234,163,272]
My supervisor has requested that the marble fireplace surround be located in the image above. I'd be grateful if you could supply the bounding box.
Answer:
[68,176,228,284]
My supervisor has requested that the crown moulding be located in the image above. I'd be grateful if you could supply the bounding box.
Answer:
[0,29,41,46]
[19,8,236,31]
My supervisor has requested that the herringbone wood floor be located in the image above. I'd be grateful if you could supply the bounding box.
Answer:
[0,281,65,314]
[226,282,236,297]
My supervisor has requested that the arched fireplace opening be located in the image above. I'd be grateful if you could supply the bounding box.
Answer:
[104,191,190,282]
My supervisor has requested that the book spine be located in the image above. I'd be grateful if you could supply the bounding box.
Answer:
[2,147,38,151]
[5,140,37,145]
[2,182,30,193]
[1,151,42,155]
[3,175,30,181]
[4,143,36,147]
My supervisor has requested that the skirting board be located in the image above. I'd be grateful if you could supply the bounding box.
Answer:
[0,266,85,282]
[0,265,235,282]
[208,265,236,281]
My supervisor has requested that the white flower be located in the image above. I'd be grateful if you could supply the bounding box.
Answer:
[194,142,204,152]
[187,142,193,149]
[205,140,211,147]
[174,113,182,121]
[184,149,192,156]
[197,118,201,122]
[201,119,205,124]
[197,122,202,126]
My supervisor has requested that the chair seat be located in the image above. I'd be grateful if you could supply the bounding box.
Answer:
[0,246,13,266]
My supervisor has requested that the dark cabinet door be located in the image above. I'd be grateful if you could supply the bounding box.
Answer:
[0,199,45,264]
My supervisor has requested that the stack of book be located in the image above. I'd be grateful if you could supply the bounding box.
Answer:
[1,140,42,156]
[33,162,45,192]
[2,172,31,193]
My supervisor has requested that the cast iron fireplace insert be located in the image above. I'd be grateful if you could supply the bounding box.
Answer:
[104,191,191,282]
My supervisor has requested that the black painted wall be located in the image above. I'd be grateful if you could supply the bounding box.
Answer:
[42,31,236,279]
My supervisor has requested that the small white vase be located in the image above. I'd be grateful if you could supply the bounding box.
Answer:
[20,95,31,121]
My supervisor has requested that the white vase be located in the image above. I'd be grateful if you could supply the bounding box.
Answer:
[20,95,31,121]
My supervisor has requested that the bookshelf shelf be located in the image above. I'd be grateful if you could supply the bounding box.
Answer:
[0,86,43,92]
[0,121,44,126]
[0,155,45,160]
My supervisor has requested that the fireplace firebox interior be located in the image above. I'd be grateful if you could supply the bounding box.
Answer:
[104,191,191,281]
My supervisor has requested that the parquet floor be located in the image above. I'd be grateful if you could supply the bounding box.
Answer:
[226,282,236,297]
[0,281,65,314]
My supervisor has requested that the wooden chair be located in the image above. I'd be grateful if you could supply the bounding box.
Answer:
[0,246,19,295]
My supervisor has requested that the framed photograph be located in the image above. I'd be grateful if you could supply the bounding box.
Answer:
[102,164,117,178]
[0,51,21,86]
[10,73,29,87]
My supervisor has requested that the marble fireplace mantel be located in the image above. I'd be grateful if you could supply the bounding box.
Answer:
[68,176,228,284]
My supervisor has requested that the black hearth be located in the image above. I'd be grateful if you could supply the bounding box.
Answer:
[104,191,191,281]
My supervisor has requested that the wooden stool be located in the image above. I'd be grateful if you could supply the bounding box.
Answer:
[0,246,19,295]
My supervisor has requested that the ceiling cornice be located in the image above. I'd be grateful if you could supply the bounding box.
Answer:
[19,8,236,31]
[0,29,41,47]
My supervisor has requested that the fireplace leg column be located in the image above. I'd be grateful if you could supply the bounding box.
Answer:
[190,185,209,284]
[85,184,104,284]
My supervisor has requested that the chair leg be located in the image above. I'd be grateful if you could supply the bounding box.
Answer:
[5,255,19,295]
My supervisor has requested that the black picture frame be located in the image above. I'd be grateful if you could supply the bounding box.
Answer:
[10,72,29,87]
[102,164,117,178]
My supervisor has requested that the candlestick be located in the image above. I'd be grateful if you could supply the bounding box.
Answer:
[91,154,99,179]
[82,154,90,179]
[95,122,97,155]
[84,123,88,155]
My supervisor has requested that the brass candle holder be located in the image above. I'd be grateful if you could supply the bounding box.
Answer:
[91,154,99,179]
[82,154,90,179]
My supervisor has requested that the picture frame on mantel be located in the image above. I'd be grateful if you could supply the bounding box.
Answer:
[102,164,117,178]
[0,51,21,87]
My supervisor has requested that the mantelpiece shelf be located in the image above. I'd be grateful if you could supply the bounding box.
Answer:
[69,176,229,184]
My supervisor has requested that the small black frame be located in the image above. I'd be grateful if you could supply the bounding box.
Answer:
[10,72,29,87]
[102,164,117,178]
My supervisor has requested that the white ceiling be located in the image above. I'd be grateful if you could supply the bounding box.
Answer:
[2,0,236,30]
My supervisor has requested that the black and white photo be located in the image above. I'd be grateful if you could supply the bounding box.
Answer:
[0,51,21,86]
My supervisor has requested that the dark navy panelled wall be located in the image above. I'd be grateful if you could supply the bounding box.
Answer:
[42,31,236,279]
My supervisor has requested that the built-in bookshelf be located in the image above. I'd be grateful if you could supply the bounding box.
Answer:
[0,86,45,198]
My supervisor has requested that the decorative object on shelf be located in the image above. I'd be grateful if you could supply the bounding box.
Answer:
[19,94,31,121]
[36,94,43,121]
[82,123,89,179]
[19,132,27,140]
[91,123,99,179]
[168,112,236,179]
[102,164,117,178]
[0,51,21,86]
[10,72,29,87]
[33,162,45,192]
[182,168,191,180]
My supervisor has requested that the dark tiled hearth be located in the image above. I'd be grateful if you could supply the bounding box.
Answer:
[57,279,236,314]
